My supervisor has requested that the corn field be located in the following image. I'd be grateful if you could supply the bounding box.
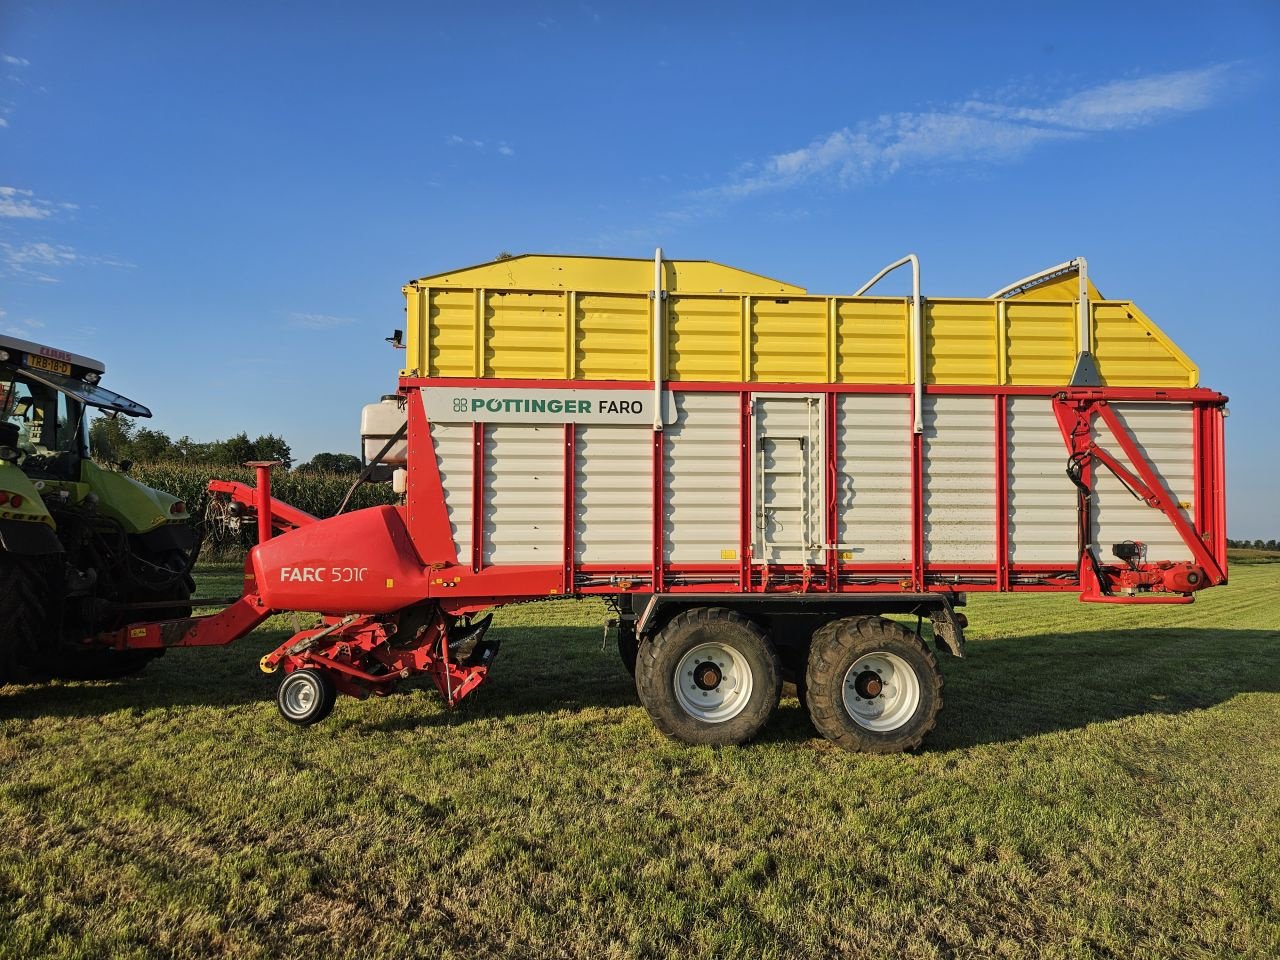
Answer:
[131,463,399,559]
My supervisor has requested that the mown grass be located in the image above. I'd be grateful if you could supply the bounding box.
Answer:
[1,566,1277,959]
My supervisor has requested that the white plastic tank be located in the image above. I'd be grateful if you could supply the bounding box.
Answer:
[360,396,408,465]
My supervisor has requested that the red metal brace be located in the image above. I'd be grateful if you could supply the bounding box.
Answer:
[1053,392,1227,602]
[207,461,319,541]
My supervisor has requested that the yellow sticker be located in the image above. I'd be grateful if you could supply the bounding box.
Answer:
[386,578,395,588]
[840,552,853,561]
[720,549,737,560]
[130,628,147,638]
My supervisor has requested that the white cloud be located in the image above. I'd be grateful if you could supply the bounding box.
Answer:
[0,186,52,219]
[4,240,77,266]
[964,64,1236,132]
[1,55,30,67]
[0,186,77,220]
[709,63,1239,200]
[0,310,47,338]
[288,312,357,330]
[1,241,133,280]
[446,134,514,156]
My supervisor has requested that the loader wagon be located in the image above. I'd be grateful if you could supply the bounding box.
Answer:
[90,251,1227,752]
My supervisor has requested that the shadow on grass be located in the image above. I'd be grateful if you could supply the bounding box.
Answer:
[926,625,1279,751]
[3,624,1277,749]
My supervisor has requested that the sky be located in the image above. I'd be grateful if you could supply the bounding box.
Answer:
[0,1,1277,537]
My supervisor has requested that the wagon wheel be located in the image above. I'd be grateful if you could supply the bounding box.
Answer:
[804,616,942,753]
[635,607,780,747]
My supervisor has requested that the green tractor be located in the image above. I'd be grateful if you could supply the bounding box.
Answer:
[0,334,197,685]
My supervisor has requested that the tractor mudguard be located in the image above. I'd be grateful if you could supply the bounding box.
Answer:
[0,463,57,553]
[250,505,433,616]
[0,518,62,555]
[79,460,189,534]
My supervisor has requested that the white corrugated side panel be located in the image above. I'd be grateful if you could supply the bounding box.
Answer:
[755,396,823,564]
[1090,403,1194,561]
[664,392,740,564]
[835,394,911,563]
[483,425,564,565]
[923,396,996,563]
[575,425,652,564]
[1006,397,1077,564]
[429,422,473,563]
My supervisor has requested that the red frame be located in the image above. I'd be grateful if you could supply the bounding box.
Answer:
[394,377,1227,604]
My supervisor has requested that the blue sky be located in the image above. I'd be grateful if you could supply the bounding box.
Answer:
[1,1,1277,536]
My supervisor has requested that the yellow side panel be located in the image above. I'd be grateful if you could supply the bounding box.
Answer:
[667,295,742,381]
[1004,301,1076,385]
[576,293,651,380]
[925,300,997,385]
[751,298,828,382]
[403,285,426,376]
[485,291,568,379]
[835,298,910,384]
[1092,302,1197,387]
[414,255,805,295]
[668,262,801,295]
[427,289,477,378]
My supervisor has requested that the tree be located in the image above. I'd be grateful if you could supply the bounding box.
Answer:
[219,432,256,466]
[298,452,361,474]
[251,434,293,470]
[88,414,135,461]
[130,427,174,462]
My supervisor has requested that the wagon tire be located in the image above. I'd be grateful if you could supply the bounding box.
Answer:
[805,616,942,753]
[635,607,780,747]
[277,668,337,726]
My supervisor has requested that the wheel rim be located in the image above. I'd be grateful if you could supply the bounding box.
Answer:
[282,674,319,719]
[840,652,921,732]
[673,642,754,723]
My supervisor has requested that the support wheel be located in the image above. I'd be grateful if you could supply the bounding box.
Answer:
[277,668,337,726]
[805,617,942,753]
[635,607,780,747]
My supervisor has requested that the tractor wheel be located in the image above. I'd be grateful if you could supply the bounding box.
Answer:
[635,607,780,747]
[805,617,942,753]
[277,668,337,726]
[52,547,193,681]
[0,556,54,687]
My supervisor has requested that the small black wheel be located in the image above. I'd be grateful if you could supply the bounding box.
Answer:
[635,607,780,747]
[805,617,942,753]
[277,668,337,726]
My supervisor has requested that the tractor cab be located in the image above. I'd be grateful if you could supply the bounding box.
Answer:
[0,334,151,481]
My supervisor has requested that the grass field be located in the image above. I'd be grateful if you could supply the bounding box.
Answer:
[1,565,1277,959]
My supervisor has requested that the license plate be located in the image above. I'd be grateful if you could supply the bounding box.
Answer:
[26,353,72,376]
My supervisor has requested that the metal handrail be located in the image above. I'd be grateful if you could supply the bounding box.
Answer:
[989,256,1091,358]
[855,254,923,433]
